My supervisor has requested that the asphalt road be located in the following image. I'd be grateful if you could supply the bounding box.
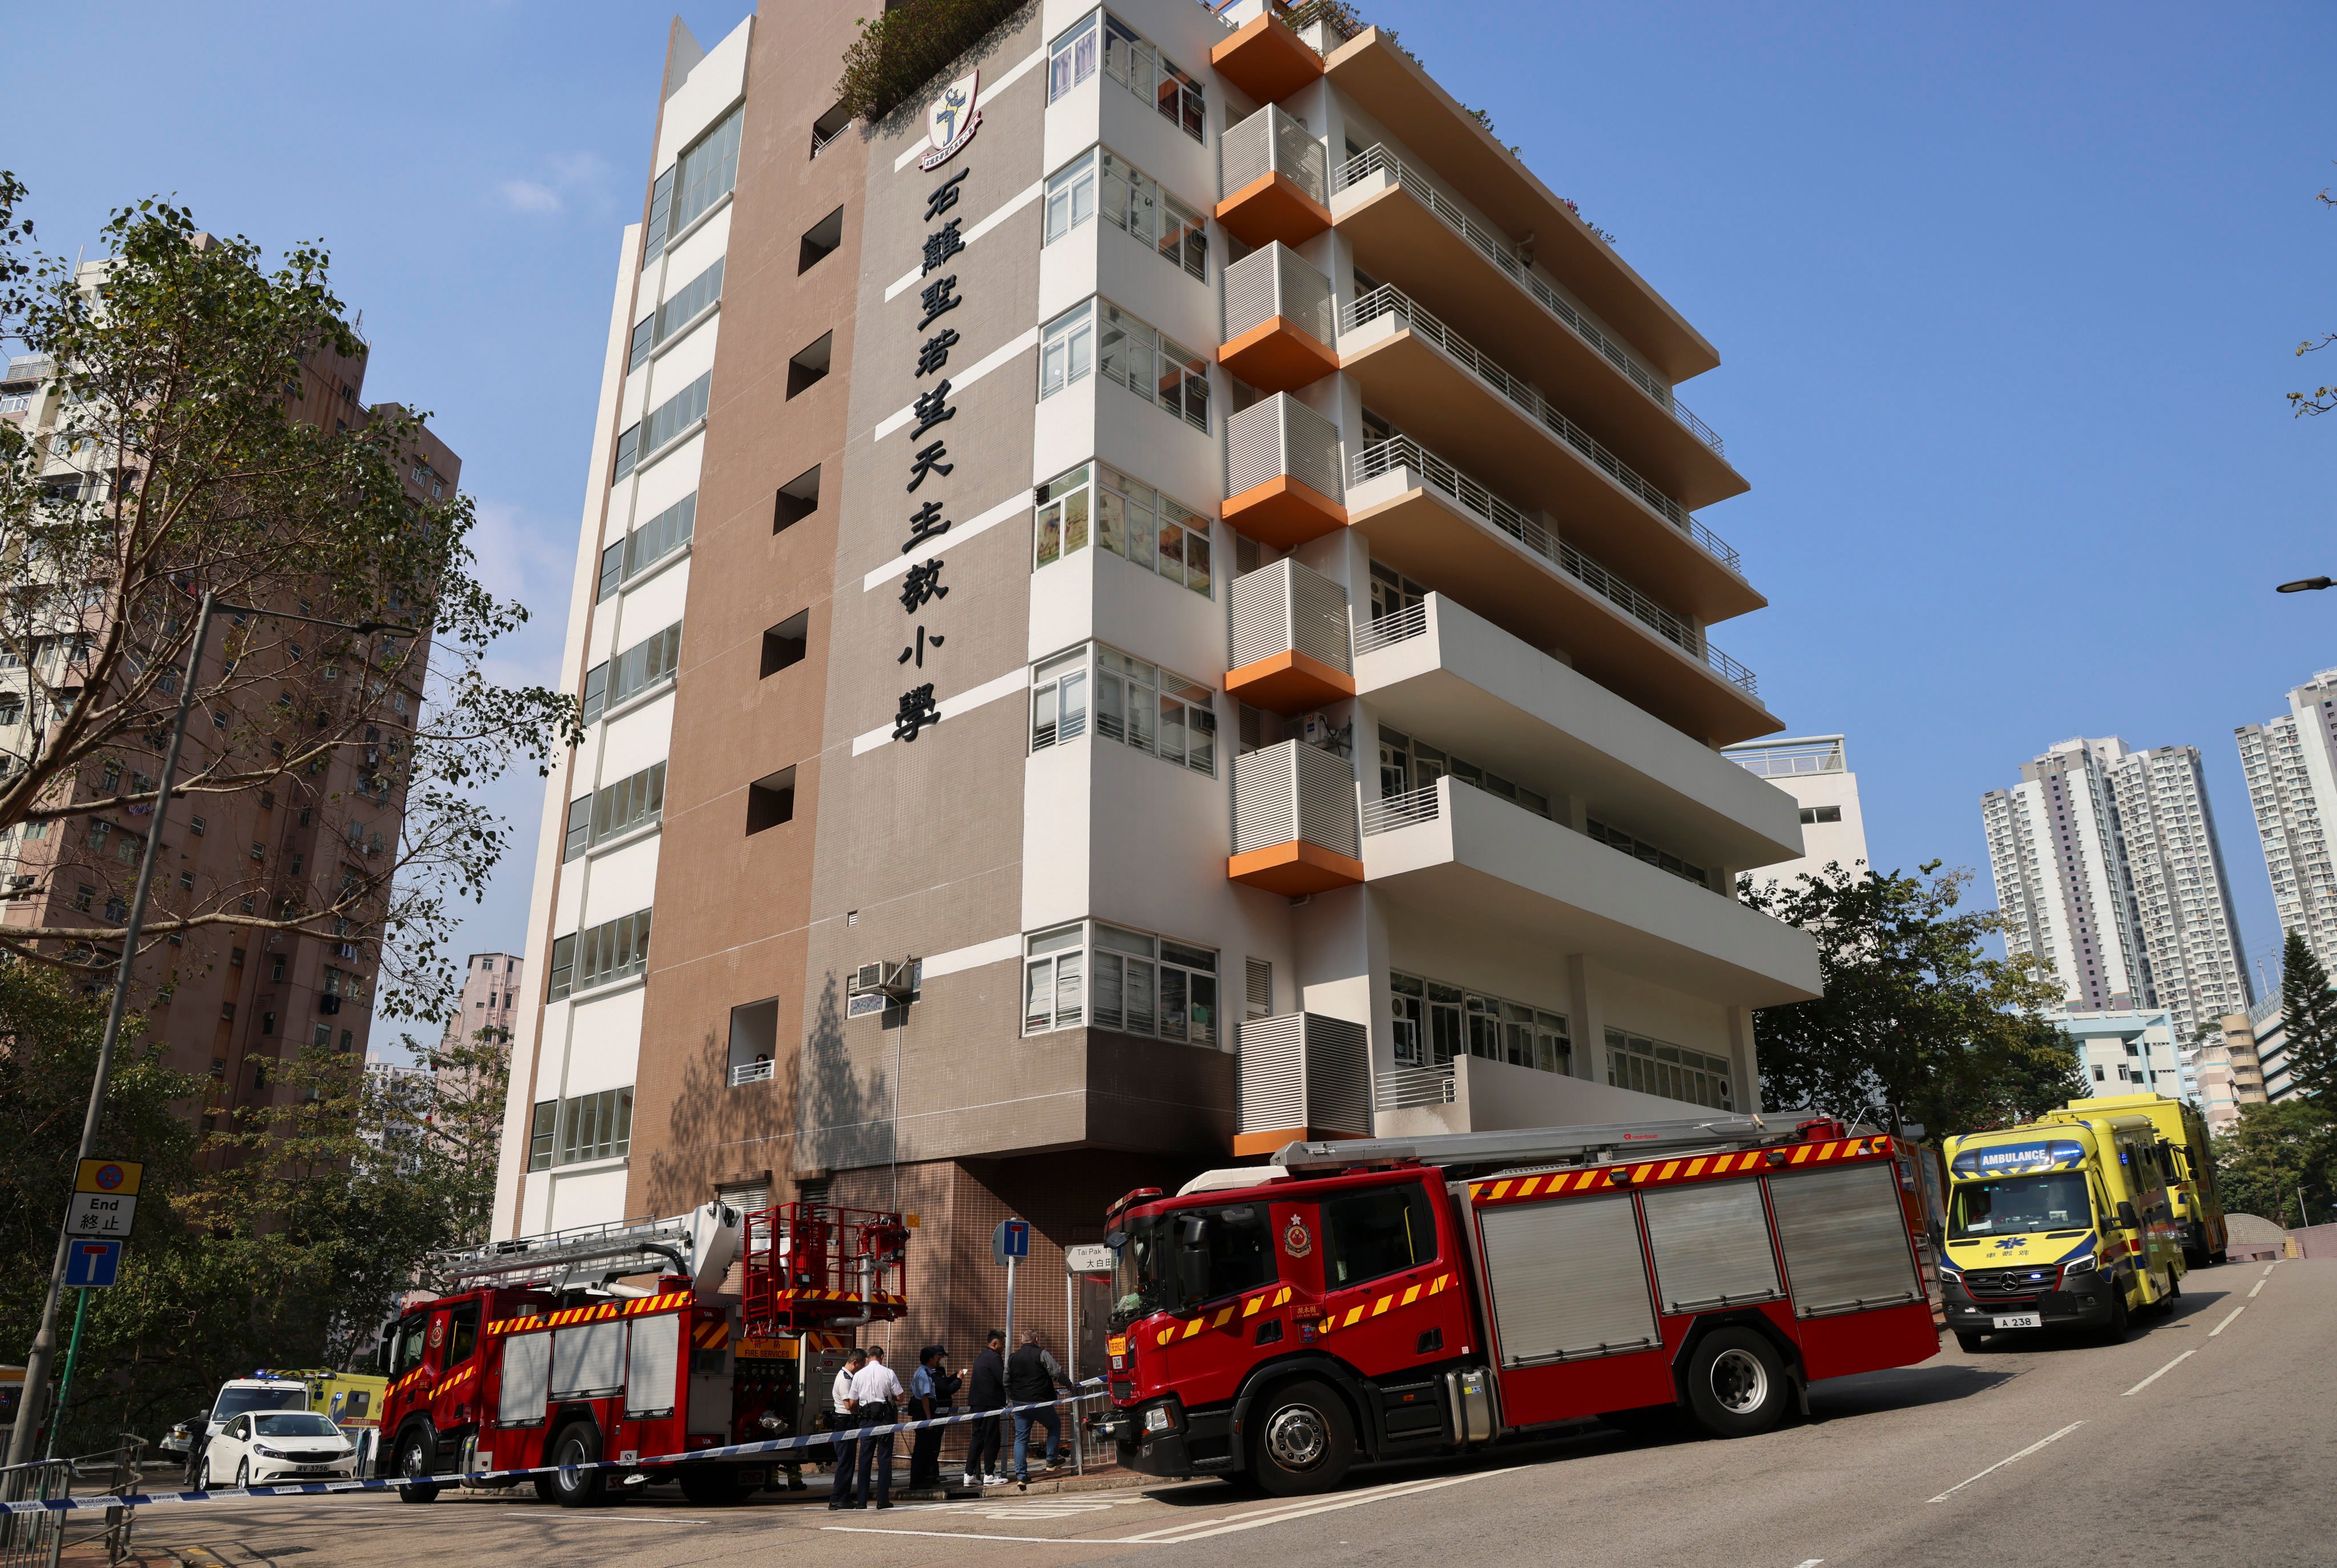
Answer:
[141,1258,2333,1568]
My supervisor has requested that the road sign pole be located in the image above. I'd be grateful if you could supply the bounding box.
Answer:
[1067,1268,1083,1475]
[44,1289,90,1461]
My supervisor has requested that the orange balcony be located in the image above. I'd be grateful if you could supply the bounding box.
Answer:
[1216,104,1331,250]
[1209,11,1324,106]
[1226,559,1355,714]
[1218,243,1339,394]
[1222,393,1347,548]
[1230,739,1363,896]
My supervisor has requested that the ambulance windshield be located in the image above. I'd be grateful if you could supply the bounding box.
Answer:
[1949,1172,2093,1238]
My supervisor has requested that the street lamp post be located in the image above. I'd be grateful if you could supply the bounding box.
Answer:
[3,591,413,1470]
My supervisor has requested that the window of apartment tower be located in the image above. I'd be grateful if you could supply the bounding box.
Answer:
[1605,1027,1733,1109]
[1024,920,1217,1045]
[1390,971,1567,1074]
[1033,462,1210,596]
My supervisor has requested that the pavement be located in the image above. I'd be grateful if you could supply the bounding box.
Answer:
[127,1258,2335,1567]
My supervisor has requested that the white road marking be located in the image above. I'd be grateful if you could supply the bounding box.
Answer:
[1792,1559,1826,1567]
[1928,1421,2084,1504]
[1108,1468,1515,1544]
[825,1525,1121,1543]
[2250,1279,2267,1299]
[2263,1263,2277,1276]
[2209,1305,2245,1337]
[2121,1349,2195,1396]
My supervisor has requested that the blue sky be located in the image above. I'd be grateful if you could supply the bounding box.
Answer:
[10,2,2333,1043]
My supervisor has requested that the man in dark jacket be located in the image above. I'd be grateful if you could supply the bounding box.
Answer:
[1007,1328,1071,1485]
[962,1329,1006,1486]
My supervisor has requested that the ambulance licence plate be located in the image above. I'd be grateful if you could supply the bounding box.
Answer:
[1991,1313,2042,1329]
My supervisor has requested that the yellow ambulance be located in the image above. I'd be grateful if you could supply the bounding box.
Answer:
[1939,1112,2186,1351]
[2048,1093,2225,1267]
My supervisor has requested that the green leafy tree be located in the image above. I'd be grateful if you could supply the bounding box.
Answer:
[2278,930,2337,1102]
[2209,1101,2337,1228]
[1739,860,2073,1138]
[0,177,572,1021]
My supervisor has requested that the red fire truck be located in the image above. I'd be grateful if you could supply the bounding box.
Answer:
[1100,1114,1938,1494]
[375,1200,907,1506]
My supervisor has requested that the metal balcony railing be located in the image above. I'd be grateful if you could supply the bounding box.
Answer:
[1362,782,1441,836]
[1222,241,1336,347]
[1338,283,1742,576]
[1230,558,1353,676]
[1225,392,1344,504]
[1353,600,1428,656]
[1350,437,1758,698]
[1234,738,1359,859]
[1220,103,1327,205]
[730,1059,776,1088]
[1333,144,1724,458]
[1373,1061,1458,1110]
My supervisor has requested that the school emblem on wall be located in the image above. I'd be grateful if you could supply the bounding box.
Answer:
[919,70,981,170]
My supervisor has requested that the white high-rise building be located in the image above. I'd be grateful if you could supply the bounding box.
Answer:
[1980,737,2250,1042]
[1723,734,1868,890]
[2235,669,2337,978]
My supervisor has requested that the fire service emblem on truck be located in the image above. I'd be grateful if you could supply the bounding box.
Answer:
[1282,1217,1313,1258]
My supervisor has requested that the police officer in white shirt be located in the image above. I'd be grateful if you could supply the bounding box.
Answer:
[847,1345,909,1509]
[826,1348,867,1510]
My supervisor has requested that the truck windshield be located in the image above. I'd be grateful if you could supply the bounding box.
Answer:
[212,1387,305,1421]
[1949,1173,2093,1238]
[1109,1203,1276,1329]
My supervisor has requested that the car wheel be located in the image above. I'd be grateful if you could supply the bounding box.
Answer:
[1248,1380,1355,1497]
[1685,1328,1792,1439]
[195,1458,212,1490]
[236,1460,250,1489]
[395,1426,441,1505]
[1953,1329,1988,1353]
[546,1422,607,1508]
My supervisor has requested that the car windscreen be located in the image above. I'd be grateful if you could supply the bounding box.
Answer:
[212,1388,306,1421]
[1948,1172,2093,1238]
[252,1413,341,1438]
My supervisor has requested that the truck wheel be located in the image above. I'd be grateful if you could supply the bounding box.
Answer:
[394,1426,441,1505]
[1249,1380,1355,1497]
[678,1468,750,1506]
[546,1422,607,1508]
[1685,1328,1791,1438]
[1953,1330,1987,1353]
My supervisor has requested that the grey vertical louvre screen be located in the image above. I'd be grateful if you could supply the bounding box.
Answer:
[1476,1194,1658,1365]
[550,1318,627,1398]
[1228,560,1351,676]
[1641,1180,1782,1314]
[497,1329,551,1426]
[1232,740,1359,860]
[716,1181,770,1295]
[1767,1163,1921,1318]
[625,1312,681,1418]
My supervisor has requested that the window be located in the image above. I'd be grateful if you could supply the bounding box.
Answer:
[1040,302,1095,399]
[586,622,682,722]
[613,494,697,595]
[775,464,820,532]
[538,1086,633,1166]
[761,611,809,677]
[1245,959,1273,1021]
[1024,920,1217,1044]
[1033,463,1211,596]
[552,908,653,999]
[1030,643,1215,775]
[613,425,640,482]
[271,956,286,982]
[1102,150,1206,278]
[786,333,833,398]
[1378,727,1550,820]
[1190,1203,1276,1302]
[546,935,576,1002]
[1051,13,1203,141]
[1605,1027,1734,1109]
[1099,302,1208,430]
[1389,969,1568,1073]
[629,260,725,373]
[1044,153,1097,244]
[747,767,796,834]
[1048,13,1101,100]
[639,371,712,459]
[643,167,676,261]
[1585,819,1710,891]
[566,762,667,862]
[1321,1183,1435,1290]
[810,102,851,159]
[800,206,844,272]
[1370,560,1426,624]
[1798,805,1843,825]
[670,104,742,239]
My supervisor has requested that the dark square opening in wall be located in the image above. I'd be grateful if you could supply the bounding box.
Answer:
[800,206,845,273]
[761,611,809,678]
[810,102,852,159]
[775,464,820,532]
[786,333,833,399]
[747,766,797,834]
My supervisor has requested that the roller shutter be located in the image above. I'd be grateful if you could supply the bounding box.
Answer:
[1476,1193,1658,1366]
[1641,1179,1782,1315]
[1768,1162,1921,1318]
[626,1312,681,1418]
[550,1318,627,1397]
[497,1329,550,1426]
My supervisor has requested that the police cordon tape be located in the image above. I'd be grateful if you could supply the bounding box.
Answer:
[0,1383,1113,1516]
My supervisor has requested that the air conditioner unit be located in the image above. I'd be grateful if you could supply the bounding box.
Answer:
[846,958,921,1017]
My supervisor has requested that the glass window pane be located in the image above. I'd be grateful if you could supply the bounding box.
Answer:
[1064,491,1089,554]
[1035,501,1062,567]
[1157,697,1185,766]
[1124,959,1156,1036]
[1188,973,1217,1044]
[1095,670,1124,742]
[1060,670,1087,739]
[1054,953,1083,1028]
[1158,967,1187,1041]
[1128,688,1155,752]
[1156,523,1184,584]
[1025,959,1054,1032]
[1092,952,1124,1032]
[1183,531,1210,597]
[1097,488,1125,556]
[1186,701,1216,775]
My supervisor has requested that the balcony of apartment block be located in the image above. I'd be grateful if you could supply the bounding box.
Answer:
[1209,2,1335,107]
[1217,103,1331,250]
[1221,391,1346,548]
[1338,284,1758,627]
[1330,145,1743,508]
[1228,557,1354,713]
[1361,775,1821,1008]
[1230,736,1362,895]
[1220,242,1339,394]
[1353,590,1801,871]
[1347,438,1778,745]
[1315,26,1719,387]
[1235,1010,1370,1156]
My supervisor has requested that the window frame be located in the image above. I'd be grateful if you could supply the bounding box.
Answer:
[1390,968,1569,1075]
[1028,641,1216,777]
[1319,1182,1437,1293]
[1604,1026,1735,1110]
[1033,461,1212,597]
[1023,919,1218,1045]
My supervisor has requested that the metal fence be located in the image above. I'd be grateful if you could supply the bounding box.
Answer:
[0,1437,144,1567]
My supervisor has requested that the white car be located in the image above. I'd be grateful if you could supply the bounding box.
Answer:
[196,1411,358,1488]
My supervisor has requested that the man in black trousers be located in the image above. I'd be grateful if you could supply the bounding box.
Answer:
[962,1328,1007,1486]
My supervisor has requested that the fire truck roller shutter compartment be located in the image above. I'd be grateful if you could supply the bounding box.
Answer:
[551,1319,627,1399]
[1769,1164,1922,1318]
[1642,1180,1783,1315]
[627,1314,680,1419]
[499,1330,551,1426]
[1479,1193,1660,1365]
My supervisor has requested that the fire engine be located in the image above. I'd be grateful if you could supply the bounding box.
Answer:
[374,1200,907,1506]
[1100,1113,1939,1494]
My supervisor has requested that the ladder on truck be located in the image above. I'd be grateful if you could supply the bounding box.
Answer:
[1272,1109,1842,1178]
[433,1202,742,1295]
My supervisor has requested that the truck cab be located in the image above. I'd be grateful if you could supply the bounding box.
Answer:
[1940,1114,2186,1348]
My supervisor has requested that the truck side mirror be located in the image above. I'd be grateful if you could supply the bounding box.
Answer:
[1174,1215,1210,1306]
[2116,1202,2140,1231]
